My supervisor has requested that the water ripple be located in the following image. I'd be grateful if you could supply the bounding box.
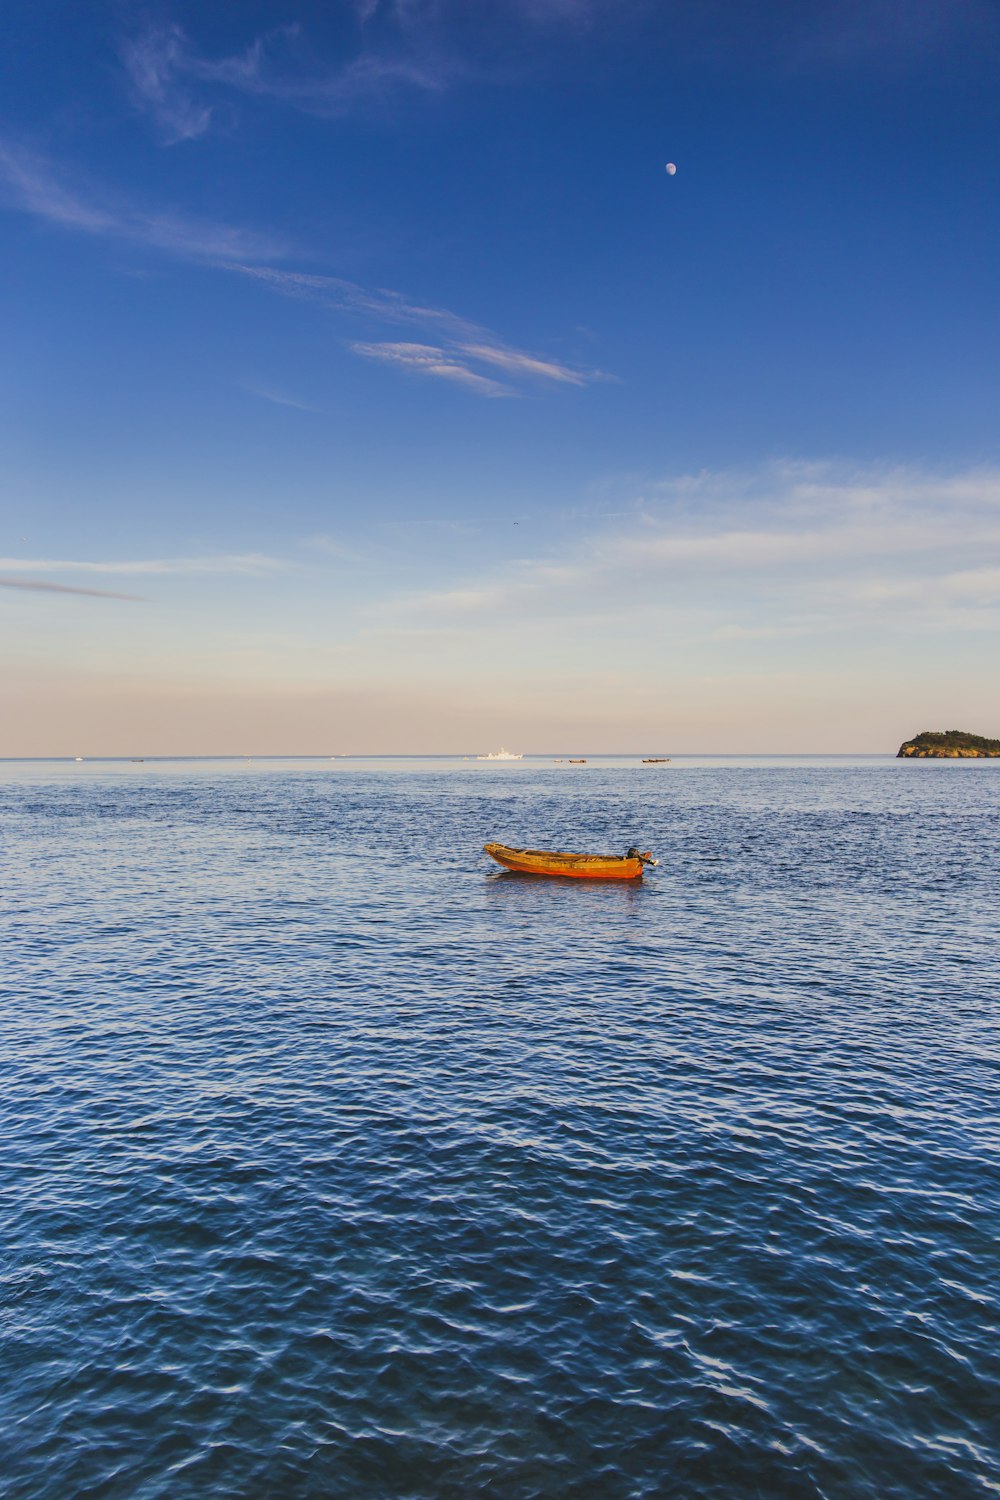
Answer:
[1,761,998,1498]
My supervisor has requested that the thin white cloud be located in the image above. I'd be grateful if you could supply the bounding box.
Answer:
[0,141,288,263]
[120,18,456,137]
[0,143,605,396]
[641,458,1000,519]
[236,265,603,392]
[0,142,114,235]
[384,462,1000,636]
[301,535,367,562]
[232,265,482,340]
[0,554,285,576]
[931,566,1000,604]
[350,341,515,396]
[120,24,215,144]
[457,344,590,386]
[242,382,318,412]
[117,1,972,164]
[119,4,627,138]
[239,49,455,115]
[599,518,1000,572]
[853,565,1000,608]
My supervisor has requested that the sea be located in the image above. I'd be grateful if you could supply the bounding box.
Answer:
[2,755,998,1500]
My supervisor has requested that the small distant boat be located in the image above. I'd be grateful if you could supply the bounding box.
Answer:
[74,757,84,762]
[477,747,523,760]
[642,757,670,764]
[568,758,587,764]
[484,842,657,880]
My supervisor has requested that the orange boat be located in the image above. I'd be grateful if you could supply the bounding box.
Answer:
[484,842,657,880]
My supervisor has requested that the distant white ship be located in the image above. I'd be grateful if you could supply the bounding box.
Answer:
[477,747,523,760]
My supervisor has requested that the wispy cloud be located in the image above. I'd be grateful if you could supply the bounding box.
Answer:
[0,141,288,263]
[0,576,142,601]
[233,266,481,340]
[301,535,367,562]
[120,24,216,144]
[242,382,318,412]
[235,264,604,393]
[220,40,456,115]
[350,341,514,395]
[119,4,627,140]
[851,565,1000,608]
[382,462,1000,637]
[0,142,604,396]
[119,17,456,141]
[118,1,986,156]
[456,344,590,386]
[0,554,285,576]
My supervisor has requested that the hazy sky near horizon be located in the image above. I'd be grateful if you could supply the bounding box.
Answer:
[2,0,999,753]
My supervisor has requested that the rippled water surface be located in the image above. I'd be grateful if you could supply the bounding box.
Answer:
[2,757,998,1499]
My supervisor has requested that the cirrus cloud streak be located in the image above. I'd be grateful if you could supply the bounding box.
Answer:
[382,462,1000,642]
[0,142,603,397]
[0,576,142,601]
[0,553,285,577]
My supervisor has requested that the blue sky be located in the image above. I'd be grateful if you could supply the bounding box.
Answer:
[2,0,999,752]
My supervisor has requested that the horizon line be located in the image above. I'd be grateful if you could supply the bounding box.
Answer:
[0,750,912,761]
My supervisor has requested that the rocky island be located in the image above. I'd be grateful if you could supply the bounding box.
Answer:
[897,730,1000,758]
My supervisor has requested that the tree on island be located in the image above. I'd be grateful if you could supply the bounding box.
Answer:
[897,730,1000,758]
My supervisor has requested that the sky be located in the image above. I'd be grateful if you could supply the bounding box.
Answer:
[1,0,999,754]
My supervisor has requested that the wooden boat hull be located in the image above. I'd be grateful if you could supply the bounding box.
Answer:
[484,842,646,880]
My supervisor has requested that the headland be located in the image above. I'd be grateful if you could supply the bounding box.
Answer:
[897,730,1000,758]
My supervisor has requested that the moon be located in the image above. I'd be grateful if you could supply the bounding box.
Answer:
[665,162,677,175]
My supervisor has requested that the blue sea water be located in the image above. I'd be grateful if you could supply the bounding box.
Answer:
[1,756,998,1500]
